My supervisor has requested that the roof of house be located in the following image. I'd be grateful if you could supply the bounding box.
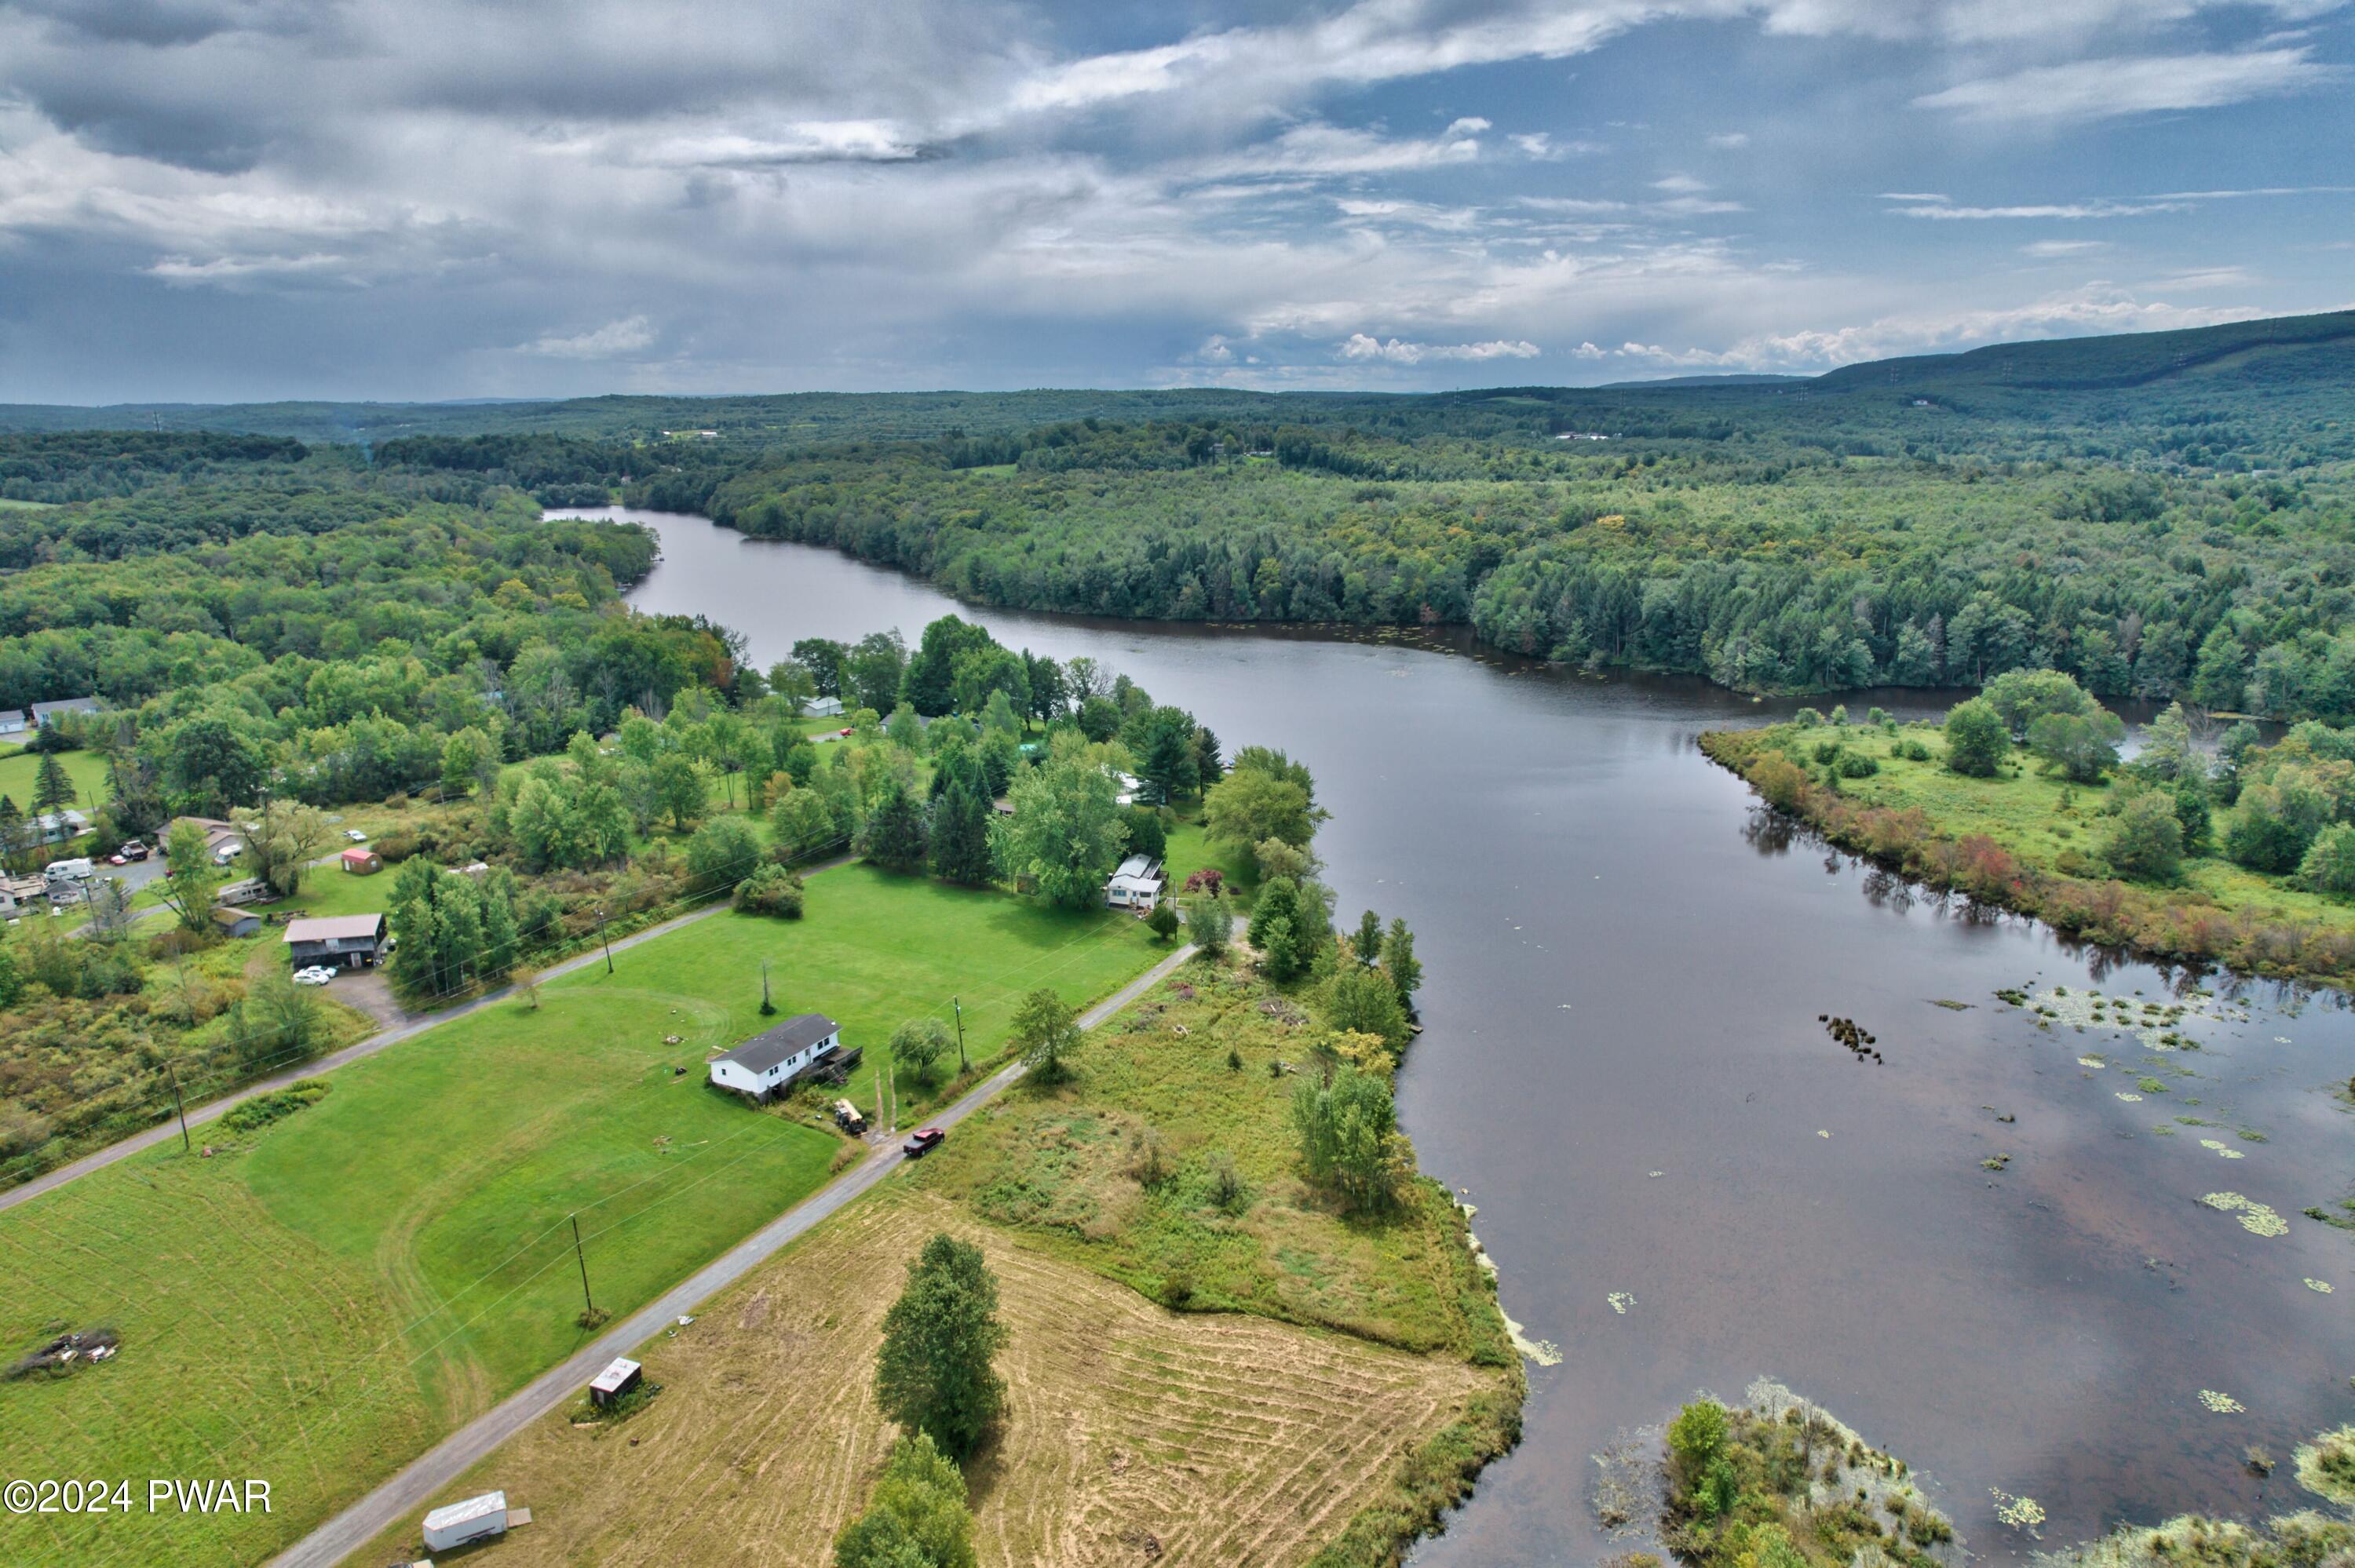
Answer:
[35,809,89,830]
[210,906,255,930]
[339,846,378,862]
[0,711,23,727]
[30,698,101,719]
[714,1013,838,1074]
[283,913,386,944]
[1112,855,1163,881]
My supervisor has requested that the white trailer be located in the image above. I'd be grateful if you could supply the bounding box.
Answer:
[422,1490,508,1552]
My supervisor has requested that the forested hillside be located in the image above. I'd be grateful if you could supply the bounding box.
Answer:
[5,309,2353,717]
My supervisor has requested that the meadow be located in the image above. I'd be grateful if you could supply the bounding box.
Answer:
[360,1190,1495,1568]
[360,950,1522,1568]
[1703,719,2355,986]
[0,865,1163,1566]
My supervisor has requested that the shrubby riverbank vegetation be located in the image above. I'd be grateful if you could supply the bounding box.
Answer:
[1704,668,2355,989]
[1612,1388,2355,1568]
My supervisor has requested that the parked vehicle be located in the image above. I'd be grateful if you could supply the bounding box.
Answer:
[902,1126,944,1157]
[831,1099,867,1136]
[345,830,368,843]
[107,853,127,866]
[43,857,92,888]
[292,966,337,986]
[117,841,149,862]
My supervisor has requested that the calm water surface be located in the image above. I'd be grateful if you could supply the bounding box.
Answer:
[571,508,2355,1565]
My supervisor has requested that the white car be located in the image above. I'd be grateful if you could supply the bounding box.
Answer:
[345,830,368,843]
[292,966,337,986]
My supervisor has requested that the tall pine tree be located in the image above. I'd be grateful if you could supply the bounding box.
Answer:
[929,780,995,885]
[862,778,930,873]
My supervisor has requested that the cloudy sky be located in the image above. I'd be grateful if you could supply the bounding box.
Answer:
[0,0,2348,403]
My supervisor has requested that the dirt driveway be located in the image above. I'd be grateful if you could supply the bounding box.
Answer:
[324,968,418,1029]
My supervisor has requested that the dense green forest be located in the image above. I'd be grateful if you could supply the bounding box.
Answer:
[5,308,2353,719]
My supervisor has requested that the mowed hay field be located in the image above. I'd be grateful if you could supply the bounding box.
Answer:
[371,1191,1494,1568]
[0,868,1161,1567]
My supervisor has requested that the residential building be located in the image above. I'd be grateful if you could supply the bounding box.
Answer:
[283,913,388,969]
[707,1013,845,1100]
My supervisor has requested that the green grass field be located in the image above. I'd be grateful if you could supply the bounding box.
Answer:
[0,747,111,823]
[1776,720,2355,935]
[0,866,1161,1566]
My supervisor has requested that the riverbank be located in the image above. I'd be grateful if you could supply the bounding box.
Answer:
[1611,1384,2355,1568]
[1700,721,2355,991]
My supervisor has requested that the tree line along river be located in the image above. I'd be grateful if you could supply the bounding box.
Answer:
[566,505,2355,1565]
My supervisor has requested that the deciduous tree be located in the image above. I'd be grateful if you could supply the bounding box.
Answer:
[874,1234,1008,1461]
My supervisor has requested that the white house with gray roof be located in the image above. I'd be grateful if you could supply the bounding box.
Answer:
[708,1013,842,1099]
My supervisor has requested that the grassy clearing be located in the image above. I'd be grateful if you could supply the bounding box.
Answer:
[0,867,1161,1566]
[360,950,1521,1568]
[1703,721,2355,986]
[918,956,1505,1360]
[363,1190,1498,1568]
[0,746,111,820]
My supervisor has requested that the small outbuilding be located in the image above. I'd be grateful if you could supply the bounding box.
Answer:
[284,913,388,969]
[339,846,382,875]
[210,906,262,939]
[708,1013,843,1100]
[588,1356,644,1409]
[421,1491,509,1553]
[806,695,845,717]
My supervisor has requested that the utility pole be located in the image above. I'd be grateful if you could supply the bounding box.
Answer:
[571,1213,594,1319]
[166,1063,190,1153]
[952,996,968,1073]
[597,906,613,975]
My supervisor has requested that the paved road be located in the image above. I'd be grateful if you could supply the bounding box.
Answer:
[269,942,1197,1568]
[0,899,739,1217]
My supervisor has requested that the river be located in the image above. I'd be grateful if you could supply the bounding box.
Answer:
[565,505,2355,1564]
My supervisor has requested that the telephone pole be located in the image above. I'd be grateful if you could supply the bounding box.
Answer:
[571,1213,595,1319]
[166,1063,190,1153]
[597,906,613,975]
[952,997,968,1072]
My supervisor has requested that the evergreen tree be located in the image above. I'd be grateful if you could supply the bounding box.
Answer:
[1381,917,1421,1007]
[1349,909,1383,966]
[1247,876,1300,950]
[864,778,931,873]
[31,750,76,819]
[874,1234,1008,1461]
[928,781,995,885]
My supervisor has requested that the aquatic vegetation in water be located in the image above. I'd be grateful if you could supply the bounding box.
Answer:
[2199,1191,2289,1235]
[2116,1092,2144,1103]
[2306,1278,2334,1293]
[1502,1311,1562,1366]
[2010,987,2240,1052]
[1983,1153,2013,1170]
[2295,1426,2355,1505]
[2137,1077,2169,1094]
[1992,1487,2046,1536]
[2079,1056,2106,1069]
[1608,1292,1636,1315]
[2199,1140,2247,1160]
[2200,1390,2245,1413]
